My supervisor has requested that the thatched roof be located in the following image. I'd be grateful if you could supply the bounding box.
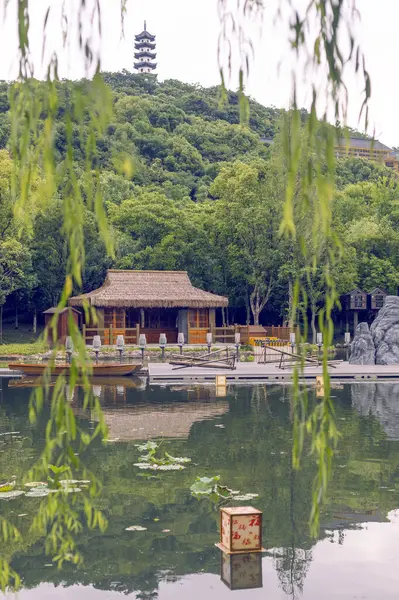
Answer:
[69,270,228,309]
[43,306,80,315]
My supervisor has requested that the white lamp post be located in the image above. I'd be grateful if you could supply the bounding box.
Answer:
[93,335,101,363]
[139,334,147,361]
[65,336,74,364]
[116,334,125,362]
[177,332,185,355]
[289,332,296,355]
[159,333,167,360]
[234,332,241,360]
[316,332,323,364]
[206,332,213,354]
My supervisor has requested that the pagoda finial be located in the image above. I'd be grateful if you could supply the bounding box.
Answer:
[144,20,147,31]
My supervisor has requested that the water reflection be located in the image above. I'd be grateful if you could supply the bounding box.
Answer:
[351,382,399,440]
[1,380,399,599]
[220,551,263,590]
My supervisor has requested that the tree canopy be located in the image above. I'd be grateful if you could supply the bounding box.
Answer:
[0,74,398,328]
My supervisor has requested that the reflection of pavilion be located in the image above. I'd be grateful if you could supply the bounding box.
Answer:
[77,384,229,440]
[100,401,229,441]
[351,383,399,440]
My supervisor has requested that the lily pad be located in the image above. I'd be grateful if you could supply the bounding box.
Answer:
[133,463,184,471]
[125,525,147,531]
[0,490,25,500]
[24,482,47,488]
[0,483,16,493]
[25,489,49,497]
[231,493,259,501]
[190,476,221,496]
[135,441,158,452]
[60,479,90,485]
[164,452,191,464]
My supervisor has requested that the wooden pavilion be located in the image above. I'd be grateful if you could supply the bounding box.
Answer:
[68,270,228,344]
[43,306,81,345]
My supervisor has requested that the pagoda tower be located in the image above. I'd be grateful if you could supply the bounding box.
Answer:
[134,21,157,74]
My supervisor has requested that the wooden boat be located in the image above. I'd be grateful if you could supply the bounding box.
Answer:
[8,363,142,377]
[8,375,141,389]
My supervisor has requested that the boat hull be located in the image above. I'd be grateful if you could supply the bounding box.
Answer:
[8,363,142,377]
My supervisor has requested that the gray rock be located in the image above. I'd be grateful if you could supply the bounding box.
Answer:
[370,296,399,364]
[349,322,375,365]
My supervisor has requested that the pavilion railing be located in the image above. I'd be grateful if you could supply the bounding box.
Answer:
[210,325,292,344]
[82,324,292,346]
[83,325,139,346]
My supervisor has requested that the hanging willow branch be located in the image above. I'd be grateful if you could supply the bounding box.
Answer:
[218,0,370,536]
[0,0,372,587]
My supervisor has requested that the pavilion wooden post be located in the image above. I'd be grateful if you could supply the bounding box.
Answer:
[136,323,140,344]
[82,324,86,345]
[353,311,358,334]
[109,324,114,345]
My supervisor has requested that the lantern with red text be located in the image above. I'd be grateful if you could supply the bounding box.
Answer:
[218,506,263,554]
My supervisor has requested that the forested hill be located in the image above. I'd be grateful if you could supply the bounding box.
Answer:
[1,73,399,330]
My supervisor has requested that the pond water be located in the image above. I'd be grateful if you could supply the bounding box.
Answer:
[1,379,399,599]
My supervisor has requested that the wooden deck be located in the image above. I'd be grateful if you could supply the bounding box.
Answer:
[148,362,399,384]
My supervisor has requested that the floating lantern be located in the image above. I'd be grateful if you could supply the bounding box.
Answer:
[220,551,262,590]
[217,506,263,554]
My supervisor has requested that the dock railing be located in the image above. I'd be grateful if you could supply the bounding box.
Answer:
[211,325,292,345]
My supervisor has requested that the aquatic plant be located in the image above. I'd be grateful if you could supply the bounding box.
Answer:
[134,442,191,471]
[190,475,259,504]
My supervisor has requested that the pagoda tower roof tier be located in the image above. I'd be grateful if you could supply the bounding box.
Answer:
[134,41,156,50]
[135,31,156,41]
[134,62,157,70]
[135,28,155,41]
[134,51,156,60]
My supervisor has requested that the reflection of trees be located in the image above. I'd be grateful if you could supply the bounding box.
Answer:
[2,383,399,597]
[275,547,312,598]
[273,451,312,598]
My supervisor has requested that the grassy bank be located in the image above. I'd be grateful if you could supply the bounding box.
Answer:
[0,341,48,357]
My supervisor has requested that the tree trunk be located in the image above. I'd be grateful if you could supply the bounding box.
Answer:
[288,280,294,329]
[15,305,18,329]
[0,305,3,344]
[311,304,317,344]
[253,307,260,326]
[245,292,251,325]
[33,309,37,334]
[222,307,226,327]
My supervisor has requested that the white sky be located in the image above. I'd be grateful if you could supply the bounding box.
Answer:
[0,0,398,145]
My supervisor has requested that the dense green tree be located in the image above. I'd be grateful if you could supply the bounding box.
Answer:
[211,160,285,324]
